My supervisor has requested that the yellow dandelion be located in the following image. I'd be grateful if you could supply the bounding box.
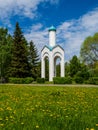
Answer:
[13,110,16,114]
[36,125,39,128]
[96,124,98,126]
[10,116,13,119]
[50,114,53,117]
[21,122,24,125]
[6,107,12,111]
[0,108,4,111]
[0,118,3,121]
[86,128,89,130]
[90,128,94,130]
[0,124,4,127]
[5,117,8,121]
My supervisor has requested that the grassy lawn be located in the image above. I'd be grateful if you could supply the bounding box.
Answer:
[0,85,98,130]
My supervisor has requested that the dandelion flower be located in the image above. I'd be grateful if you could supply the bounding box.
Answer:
[90,128,94,130]
[36,125,39,128]
[96,124,98,126]
[0,124,4,127]
[0,118,3,121]
[21,122,24,125]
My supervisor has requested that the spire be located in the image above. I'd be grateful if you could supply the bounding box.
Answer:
[48,25,56,31]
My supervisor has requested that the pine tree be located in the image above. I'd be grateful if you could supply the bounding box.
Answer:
[0,28,12,82]
[29,41,39,79]
[10,22,30,78]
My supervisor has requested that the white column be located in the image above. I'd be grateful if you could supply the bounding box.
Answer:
[49,31,56,47]
[61,57,65,77]
[41,57,45,78]
[49,53,54,81]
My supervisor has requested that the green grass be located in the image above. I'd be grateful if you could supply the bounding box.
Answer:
[0,85,98,130]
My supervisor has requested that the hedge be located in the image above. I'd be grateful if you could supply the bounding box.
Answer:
[9,77,34,84]
[87,77,98,85]
[74,76,84,84]
[53,77,72,84]
[36,78,45,83]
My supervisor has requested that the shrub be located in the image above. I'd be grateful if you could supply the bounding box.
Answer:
[53,77,65,84]
[76,70,90,80]
[23,77,34,84]
[74,76,84,84]
[53,77,72,84]
[64,77,72,84]
[9,77,34,84]
[87,77,98,85]
[37,78,45,83]
[94,77,98,85]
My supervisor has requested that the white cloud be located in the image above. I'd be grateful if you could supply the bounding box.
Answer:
[0,0,59,23]
[25,8,98,61]
[57,8,98,61]
[25,23,49,54]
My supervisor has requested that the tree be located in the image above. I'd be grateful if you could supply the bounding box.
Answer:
[45,58,49,80]
[10,22,30,78]
[0,28,12,82]
[29,41,39,79]
[69,55,81,77]
[56,63,60,77]
[80,33,98,65]
[75,63,90,80]
[94,62,98,77]
[89,61,98,77]
[65,62,70,77]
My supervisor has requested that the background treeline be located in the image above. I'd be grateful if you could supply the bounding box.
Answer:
[54,32,98,84]
[0,22,40,83]
[0,22,98,84]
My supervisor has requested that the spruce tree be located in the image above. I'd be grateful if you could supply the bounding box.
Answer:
[10,22,30,78]
[0,28,12,82]
[29,41,39,79]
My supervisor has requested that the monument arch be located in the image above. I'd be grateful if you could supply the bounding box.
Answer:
[41,26,65,81]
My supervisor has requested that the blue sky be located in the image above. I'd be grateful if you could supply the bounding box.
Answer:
[0,0,98,61]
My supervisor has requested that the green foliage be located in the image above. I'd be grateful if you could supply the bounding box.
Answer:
[1,85,98,130]
[65,62,70,77]
[69,55,81,77]
[29,41,39,79]
[0,23,41,81]
[9,77,34,84]
[65,56,90,83]
[79,64,90,80]
[37,78,45,83]
[0,28,12,81]
[56,64,60,77]
[86,77,98,85]
[74,64,90,83]
[53,77,65,84]
[10,22,30,78]
[53,77,72,84]
[45,58,49,81]
[93,62,98,77]
[74,76,84,84]
[80,33,98,65]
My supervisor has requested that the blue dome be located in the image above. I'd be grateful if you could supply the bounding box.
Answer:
[48,26,56,31]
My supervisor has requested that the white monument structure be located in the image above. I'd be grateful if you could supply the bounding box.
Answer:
[41,26,65,81]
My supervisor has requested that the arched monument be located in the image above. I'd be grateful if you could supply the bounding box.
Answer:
[41,26,65,81]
